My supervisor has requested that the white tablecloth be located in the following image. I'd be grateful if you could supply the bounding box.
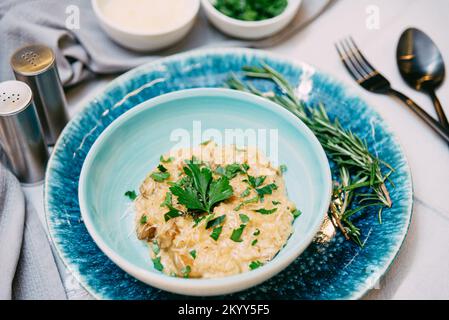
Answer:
[24,0,449,300]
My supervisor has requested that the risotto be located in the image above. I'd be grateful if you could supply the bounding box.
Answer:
[133,142,299,278]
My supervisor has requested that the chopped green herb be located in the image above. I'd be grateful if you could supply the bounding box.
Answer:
[152,241,160,255]
[225,163,245,179]
[292,209,302,219]
[206,215,226,229]
[234,196,259,211]
[253,229,260,236]
[161,192,173,208]
[160,155,174,163]
[242,163,250,172]
[279,164,288,173]
[193,215,207,227]
[152,257,164,272]
[272,200,281,205]
[239,214,250,224]
[189,250,197,259]
[230,224,246,242]
[240,187,251,198]
[215,166,226,176]
[139,215,147,225]
[256,183,278,198]
[251,239,258,246]
[214,0,288,22]
[164,207,182,221]
[255,208,277,215]
[247,175,266,188]
[157,164,168,172]
[201,139,212,145]
[182,265,191,278]
[151,171,170,182]
[170,160,233,215]
[249,260,263,270]
[210,226,223,241]
[124,190,137,200]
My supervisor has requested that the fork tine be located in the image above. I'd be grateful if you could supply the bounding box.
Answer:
[341,39,371,80]
[335,41,365,83]
[347,37,377,75]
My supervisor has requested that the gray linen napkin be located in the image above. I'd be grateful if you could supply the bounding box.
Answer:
[0,163,66,300]
[0,0,333,87]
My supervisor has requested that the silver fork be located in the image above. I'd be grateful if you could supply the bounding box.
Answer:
[336,37,449,144]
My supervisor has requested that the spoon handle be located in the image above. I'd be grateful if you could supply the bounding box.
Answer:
[388,89,449,144]
[429,90,449,130]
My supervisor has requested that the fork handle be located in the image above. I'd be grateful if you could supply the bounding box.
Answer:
[388,89,449,144]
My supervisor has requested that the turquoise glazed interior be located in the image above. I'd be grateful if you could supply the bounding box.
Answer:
[78,89,331,284]
[45,49,413,300]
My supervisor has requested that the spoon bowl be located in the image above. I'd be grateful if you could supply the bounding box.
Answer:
[397,27,448,128]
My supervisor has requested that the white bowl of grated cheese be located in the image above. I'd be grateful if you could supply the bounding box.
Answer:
[92,0,200,52]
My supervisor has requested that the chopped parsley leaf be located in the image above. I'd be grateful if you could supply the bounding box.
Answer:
[240,187,251,198]
[230,224,246,242]
[239,214,250,224]
[247,175,266,188]
[210,226,223,241]
[139,215,147,225]
[256,183,278,198]
[193,215,207,227]
[249,260,263,270]
[164,207,182,221]
[157,164,168,172]
[189,250,197,259]
[272,200,281,205]
[253,229,261,236]
[160,192,172,207]
[251,239,258,246]
[280,164,288,173]
[292,209,302,219]
[201,139,212,145]
[255,208,277,215]
[160,155,174,163]
[151,171,170,182]
[152,257,164,272]
[225,163,245,179]
[124,190,137,200]
[152,240,160,255]
[206,215,226,229]
[234,196,259,211]
[215,166,226,176]
[182,265,191,278]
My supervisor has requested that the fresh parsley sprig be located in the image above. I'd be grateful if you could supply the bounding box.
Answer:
[170,160,234,216]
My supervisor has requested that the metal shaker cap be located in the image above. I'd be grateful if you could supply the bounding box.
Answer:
[10,44,56,76]
[0,80,33,116]
[10,44,68,146]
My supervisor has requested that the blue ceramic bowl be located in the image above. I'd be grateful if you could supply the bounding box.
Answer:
[78,88,332,296]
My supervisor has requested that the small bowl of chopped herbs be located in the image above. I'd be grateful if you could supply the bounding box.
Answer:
[202,0,302,39]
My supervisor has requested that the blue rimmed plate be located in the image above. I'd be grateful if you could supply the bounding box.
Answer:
[45,48,413,300]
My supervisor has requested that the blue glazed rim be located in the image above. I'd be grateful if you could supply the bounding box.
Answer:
[44,48,413,300]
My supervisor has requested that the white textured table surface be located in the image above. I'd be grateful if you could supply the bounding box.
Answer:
[24,0,449,300]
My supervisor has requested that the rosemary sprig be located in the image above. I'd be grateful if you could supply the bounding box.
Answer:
[227,63,394,246]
